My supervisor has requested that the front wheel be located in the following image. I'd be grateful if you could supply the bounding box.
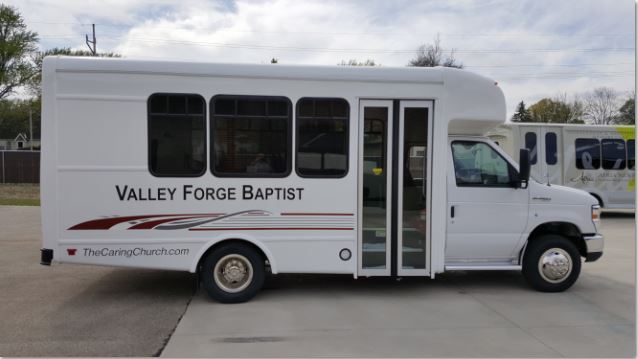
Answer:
[522,235,581,292]
[201,243,265,303]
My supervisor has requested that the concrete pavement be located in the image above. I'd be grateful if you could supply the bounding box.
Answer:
[0,206,195,357]
[162,213,635,357]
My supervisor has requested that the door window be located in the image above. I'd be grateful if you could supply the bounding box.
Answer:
[401,108,427,270]
[545,132,557,165]
[451,141,513,186]
[362,107,389,269]
[525,132,537,165]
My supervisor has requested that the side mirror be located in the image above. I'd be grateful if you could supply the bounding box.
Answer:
[517,148,531,189]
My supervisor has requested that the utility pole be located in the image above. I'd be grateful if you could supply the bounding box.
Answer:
[85,23,96,55]
[29,107,33,151]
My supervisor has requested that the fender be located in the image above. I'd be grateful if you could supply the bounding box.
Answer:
[189,233,278,274]
[512,206,590,259]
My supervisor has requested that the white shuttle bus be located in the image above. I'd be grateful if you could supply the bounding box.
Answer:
[41,57,603,303]
[488,123,635,209]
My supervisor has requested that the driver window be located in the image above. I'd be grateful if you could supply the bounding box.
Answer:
[452,141,512,186]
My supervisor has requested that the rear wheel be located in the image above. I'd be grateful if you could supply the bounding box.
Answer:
[201,243,265,303]
[522,235,581,292]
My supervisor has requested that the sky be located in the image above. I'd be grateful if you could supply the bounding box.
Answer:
[13,0,636,118]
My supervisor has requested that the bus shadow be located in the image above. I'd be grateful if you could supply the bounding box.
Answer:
[602,210,635,218]
[261,270,529,297]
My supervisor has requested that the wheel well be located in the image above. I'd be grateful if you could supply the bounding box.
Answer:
[589,193,603,207]
[522,222,586,259]
[196,239,268,275]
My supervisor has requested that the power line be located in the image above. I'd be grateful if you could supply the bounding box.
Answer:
[466,62,634,68]
[109,36,635,54]
[26,21,634,38]
[122,54,634,79]
[494,72,634,80]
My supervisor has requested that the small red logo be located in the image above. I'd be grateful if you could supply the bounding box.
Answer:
[67,248,77,256]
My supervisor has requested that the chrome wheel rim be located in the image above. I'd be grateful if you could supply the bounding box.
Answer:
[538,248,572,283]
[213,254,253,293]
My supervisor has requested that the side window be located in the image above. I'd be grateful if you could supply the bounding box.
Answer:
[211,95,291,177]
[575,138,600,169]
[601,139,626,170]
[296,98,349,177]
[451,141,513,187]
[545,132,557,165]
[628,139,635,170]
[148,94,205,177]
[525,132,537,165]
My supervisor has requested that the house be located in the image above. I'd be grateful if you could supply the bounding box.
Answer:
[0,133,40,150]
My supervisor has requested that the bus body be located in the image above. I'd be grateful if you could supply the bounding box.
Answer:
[41,57,603,302]
[488,123,635,209]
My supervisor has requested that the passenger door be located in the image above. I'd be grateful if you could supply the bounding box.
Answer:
[358,100,433,277]
[446,139,529,264]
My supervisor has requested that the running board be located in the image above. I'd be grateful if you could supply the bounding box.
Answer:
[445,265,521,271]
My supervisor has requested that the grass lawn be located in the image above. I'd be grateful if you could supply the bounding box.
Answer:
[0,184,40,206]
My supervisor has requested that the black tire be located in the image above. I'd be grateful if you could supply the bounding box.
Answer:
[201,243,265,303]
[522,235,581,292]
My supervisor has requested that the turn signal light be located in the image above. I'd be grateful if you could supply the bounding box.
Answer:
[591,205,601,223]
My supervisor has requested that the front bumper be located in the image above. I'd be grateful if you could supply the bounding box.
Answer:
[583,234,604,262]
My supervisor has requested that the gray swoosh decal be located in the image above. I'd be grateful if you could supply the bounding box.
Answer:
[155,210,272,230]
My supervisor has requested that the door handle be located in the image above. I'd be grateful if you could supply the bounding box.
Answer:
[451,205,455,218]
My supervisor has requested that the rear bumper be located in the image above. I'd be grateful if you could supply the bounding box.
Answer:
[40,248,53,265]
[583,234,603,262]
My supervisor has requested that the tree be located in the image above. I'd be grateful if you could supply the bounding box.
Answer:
[582,87,620,125]
[29,47,120,96]
[0,98,40,140]
[511,101,533,122]
[527,97,584,124]
[0,4,39,100]
[615,93,635,125]
[408,34,462,68]
[338,59,378,66]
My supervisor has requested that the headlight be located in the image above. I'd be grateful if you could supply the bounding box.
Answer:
[591,205,601,225]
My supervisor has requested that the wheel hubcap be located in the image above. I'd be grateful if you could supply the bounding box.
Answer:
[213,254,253,293]
[538,248,572,283]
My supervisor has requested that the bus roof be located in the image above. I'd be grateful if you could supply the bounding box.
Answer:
[44,56,507,136]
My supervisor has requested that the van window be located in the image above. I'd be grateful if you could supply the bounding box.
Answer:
[545,132,557,165]
[524,132,537,165]
[575,138,600,169]
[148,94,205,177]
[601,139,626,170]
[211,95,292,177]
[628,140,635,170]
[296,98,349,177]
[451,141,513,187]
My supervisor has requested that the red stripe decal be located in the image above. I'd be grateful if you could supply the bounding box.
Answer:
[189,227,353,231]
[68,213,225,230]
[280,213,354,216]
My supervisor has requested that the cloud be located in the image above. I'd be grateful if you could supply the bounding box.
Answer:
[9,0,636,116]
